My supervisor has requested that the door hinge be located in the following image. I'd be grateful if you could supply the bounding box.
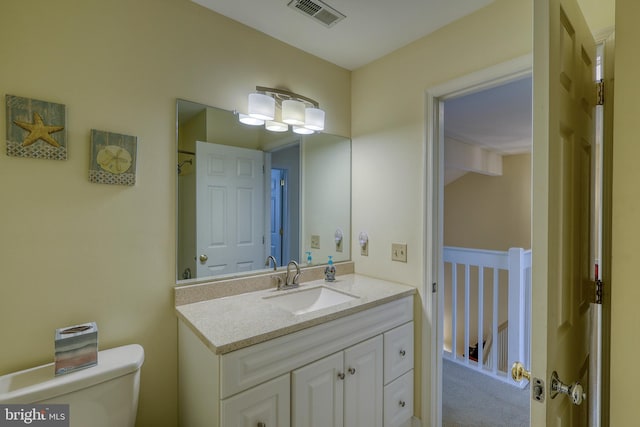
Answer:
[280,179,285,187]
[432,282,437,293]
[588,279,604,304]
[596,79,604,106]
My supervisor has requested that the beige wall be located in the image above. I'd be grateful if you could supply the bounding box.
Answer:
[351,0,532,418]
[351,0,532,284]
[0,1,349,426]
[610,0,639,424]
[444,153,532,251]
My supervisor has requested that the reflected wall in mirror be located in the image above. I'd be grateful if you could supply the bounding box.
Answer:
[176,99,351,283]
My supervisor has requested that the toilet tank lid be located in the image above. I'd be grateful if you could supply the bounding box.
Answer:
[0,344,144,404]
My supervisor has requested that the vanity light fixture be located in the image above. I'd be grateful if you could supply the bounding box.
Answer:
[238,86,325,133]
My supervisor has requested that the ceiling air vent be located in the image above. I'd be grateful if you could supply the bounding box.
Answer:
[287,0,346,28]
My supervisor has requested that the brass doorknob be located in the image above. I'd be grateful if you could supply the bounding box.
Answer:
[199,254,208,263]
[511,361,531,383]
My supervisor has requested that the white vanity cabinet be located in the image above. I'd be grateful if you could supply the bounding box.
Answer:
[178,295,414,427]
[292,335,383,427]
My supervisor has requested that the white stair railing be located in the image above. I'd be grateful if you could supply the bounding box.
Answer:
[443,246,531,386]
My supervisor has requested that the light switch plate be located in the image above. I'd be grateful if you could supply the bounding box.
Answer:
[392,243,407,262]
[311,234,320,249]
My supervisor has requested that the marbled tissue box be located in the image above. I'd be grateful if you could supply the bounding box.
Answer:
[54,322,98,376]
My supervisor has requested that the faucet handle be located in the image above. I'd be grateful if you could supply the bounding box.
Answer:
[272,274,285,290]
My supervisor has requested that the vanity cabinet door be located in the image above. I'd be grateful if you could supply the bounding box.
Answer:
[220,373,290,427]
[344,335,383,427]
[292,352,344,427]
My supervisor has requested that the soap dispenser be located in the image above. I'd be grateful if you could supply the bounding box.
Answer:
[324,256,336,282]
[306,251,313,266]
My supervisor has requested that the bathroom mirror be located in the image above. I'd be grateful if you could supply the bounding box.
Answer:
[176,99,351,283]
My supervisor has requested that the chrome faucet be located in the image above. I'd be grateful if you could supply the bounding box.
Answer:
[265,255,277,270]
[285,260,301,288]
[265,255,285,289]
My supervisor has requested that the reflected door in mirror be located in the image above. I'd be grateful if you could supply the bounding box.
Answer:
[196,141,265,276]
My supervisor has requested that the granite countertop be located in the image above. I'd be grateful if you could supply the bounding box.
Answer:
[175,274,416,355]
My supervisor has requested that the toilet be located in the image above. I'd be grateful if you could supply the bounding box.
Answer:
[0,344,144,427]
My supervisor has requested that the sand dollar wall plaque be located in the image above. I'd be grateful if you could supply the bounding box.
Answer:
[89,129,137,185]
[6,95,67,160]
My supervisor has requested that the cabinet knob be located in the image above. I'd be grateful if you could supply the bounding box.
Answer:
[399,400,406,408]
[399,349,406,357]
[337,372,345,380]
[348,367,356,375]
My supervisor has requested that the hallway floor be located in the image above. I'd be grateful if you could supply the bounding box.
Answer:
[442,358,530,427]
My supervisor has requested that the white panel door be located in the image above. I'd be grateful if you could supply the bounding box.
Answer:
[292,352,344,427]
[531,0,596,425]
[344,336,383,427]
[196,141,265,277]
[220,373,290,427]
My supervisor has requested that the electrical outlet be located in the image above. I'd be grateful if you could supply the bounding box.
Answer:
[392,243,407,262]
[311,234,320,249]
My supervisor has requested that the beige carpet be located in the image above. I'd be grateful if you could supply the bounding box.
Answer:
[442,358,530,427]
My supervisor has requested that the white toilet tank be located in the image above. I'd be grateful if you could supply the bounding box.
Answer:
[0,344,144,427]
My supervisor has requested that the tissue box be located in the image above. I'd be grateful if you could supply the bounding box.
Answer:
[54,322,98,376]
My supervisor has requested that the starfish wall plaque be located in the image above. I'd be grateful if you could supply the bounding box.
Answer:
[5,95,67,160]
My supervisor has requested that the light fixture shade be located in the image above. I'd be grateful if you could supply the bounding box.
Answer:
[265,121,288,132]
[293,125,314,135]
[238,113,264,126]
[282,100,305,125]
[304,107,325,131]
[248,93,275,121]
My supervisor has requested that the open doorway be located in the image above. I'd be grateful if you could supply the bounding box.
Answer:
[269,143,300,267]
[441,75,532,426]
[424,58,534,426]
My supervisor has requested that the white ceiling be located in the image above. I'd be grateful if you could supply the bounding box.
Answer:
[444,76,532,155]
[191,0,495,70]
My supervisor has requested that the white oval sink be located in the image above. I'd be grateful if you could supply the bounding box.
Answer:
[263,286,359,315]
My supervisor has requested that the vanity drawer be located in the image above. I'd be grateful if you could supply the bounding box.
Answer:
[383,370,413,427]
[383,321,413,384]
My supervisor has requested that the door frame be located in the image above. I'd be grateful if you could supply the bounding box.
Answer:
[423,54,533,426]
